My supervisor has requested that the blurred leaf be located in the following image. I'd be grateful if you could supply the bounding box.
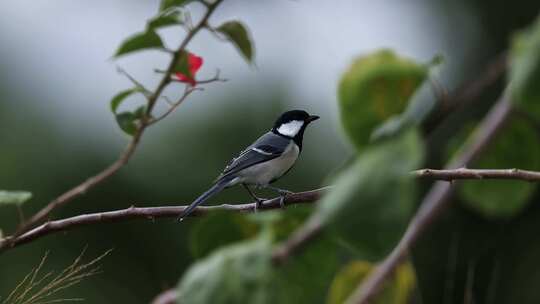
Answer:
[327,260,416,304]
[159,0,190,12]
[456,118,540,218]
[172,50,192,78]
[217,21,254,64]
[316,129,424,261]
[271,236,339,304]
[371,81,437,141]
[110,88,141,114]
[189,212,257,258]
[115,112,138,135]
[133,105,147,119]
[147,10,183,30]
[510,15,540,117]
[177,231,274,304]
[0,191,32,206]
[427,53,445,67]
[114,30,164,57]
[338,49,428,150]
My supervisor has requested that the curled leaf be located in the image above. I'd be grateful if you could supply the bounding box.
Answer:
[110,88,141,114]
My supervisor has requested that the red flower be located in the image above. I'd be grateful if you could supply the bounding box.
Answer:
[175,52,203,86]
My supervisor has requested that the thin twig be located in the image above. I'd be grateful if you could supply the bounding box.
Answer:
[413,168,540,182]
[147,86,199,125]
[424,52,507,133]
[7,0,224,244]
[116,67,151,96]
[0,188,328,253]
[347,92,512,304]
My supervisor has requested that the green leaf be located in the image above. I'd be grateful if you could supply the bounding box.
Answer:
[338,49,428,150]
[270,236,339,304]
[371,81,437,141]
[159,0,190,12]
[114,30,164,57]
[177,232,274,304]
[147,10,183,30]
[133,105,147,119]
[453,118,540,218]
[172,50,192,78]
[217,20,255,64]
[327,260,416,304]
[510,15,540,117]
[316,129,424,261]
[189,212,257,258]
[0,191,32,206]
[115,112,138,135]
[110,88,140,114]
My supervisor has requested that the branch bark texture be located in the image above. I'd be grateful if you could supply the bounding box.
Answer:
[0,189,327,254]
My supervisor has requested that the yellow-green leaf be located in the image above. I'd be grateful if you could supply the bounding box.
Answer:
[338,49,428,150]
[327,260,416,304]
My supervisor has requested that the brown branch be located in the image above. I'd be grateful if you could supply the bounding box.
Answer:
[10,0,224,240]
[413,168,540,182]
[6,162,540,255]
[272,215,323,265]
[147,86,200,125]
[424,52,507,132]
[0,188,327,254]
[347,92,513,304]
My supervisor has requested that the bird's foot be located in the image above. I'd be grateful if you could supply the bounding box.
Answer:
[277,190,293,209]
[254,197,267,212]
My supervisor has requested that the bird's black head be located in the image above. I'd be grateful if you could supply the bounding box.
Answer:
[272,110,320,148]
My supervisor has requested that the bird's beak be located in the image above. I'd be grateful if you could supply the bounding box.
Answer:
[307,115,320,123]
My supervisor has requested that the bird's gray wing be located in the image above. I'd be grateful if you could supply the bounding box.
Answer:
[217,132,290,180]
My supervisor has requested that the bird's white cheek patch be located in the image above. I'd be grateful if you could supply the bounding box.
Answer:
[277,120,304,137]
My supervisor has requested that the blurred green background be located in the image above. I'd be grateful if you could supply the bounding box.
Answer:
[1,0,540,303]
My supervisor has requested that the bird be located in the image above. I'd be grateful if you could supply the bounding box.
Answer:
[179,110,320,221]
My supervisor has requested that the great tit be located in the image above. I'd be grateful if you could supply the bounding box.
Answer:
[179,110,320,220]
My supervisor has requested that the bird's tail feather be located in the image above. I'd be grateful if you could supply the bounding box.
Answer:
[179,177,234,221]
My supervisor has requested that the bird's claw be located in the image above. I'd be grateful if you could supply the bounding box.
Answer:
[278,191,293,209]
[254,197,267,212]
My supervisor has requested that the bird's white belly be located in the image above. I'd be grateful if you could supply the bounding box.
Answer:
[237,142,299,186]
